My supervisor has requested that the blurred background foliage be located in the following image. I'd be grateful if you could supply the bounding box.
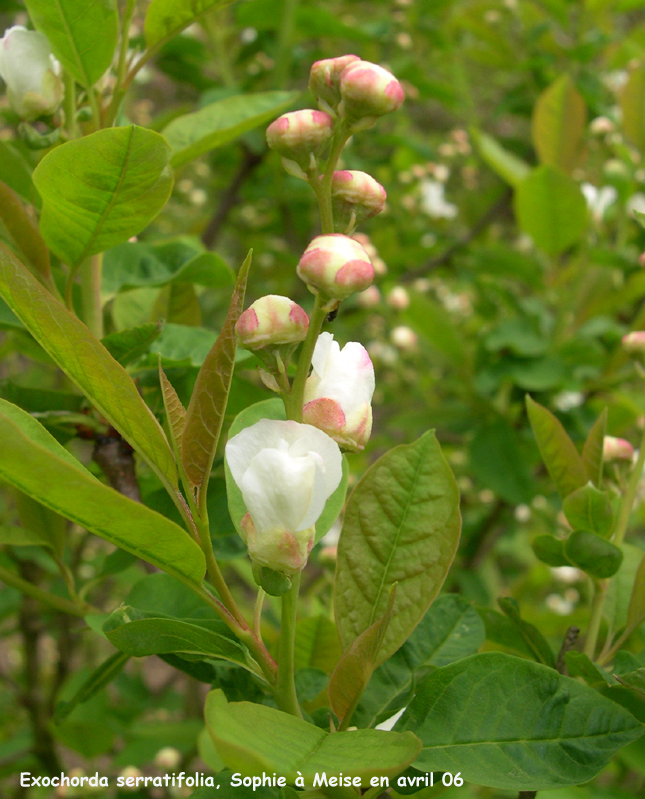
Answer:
[2,0,645,796]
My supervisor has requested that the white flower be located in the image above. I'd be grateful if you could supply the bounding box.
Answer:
[0,26,63,120]
[418,179,458,219]
[225,419,342,574]
[581,183,617,224]
[303,332,375,452]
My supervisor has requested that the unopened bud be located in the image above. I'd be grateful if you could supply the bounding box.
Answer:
[309,54,360,112]
[357,285,381,308]
[603,435,634,461]
[623,331,645,355]
[590,116,614,135]
[387,286,410,310]
[639,252,645,268]
[297,234,374,305]
[154,747,181,770]
[119,767,142,791]
[236,295,309,351]
[0,26,63,120]
[266,110,333,171]
[331,170,386,231]
[339,60,405,125]
[391,325,418,350]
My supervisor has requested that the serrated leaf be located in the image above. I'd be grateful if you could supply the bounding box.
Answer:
[0,180,50,283]
[396,652,644,791]
[582,407,607,486]
[204,689,422,781]
[159,363,186,459]
[0,398,204,584]
[163,91,299,167]
[532,75,586,173]
[562,483,613,538]
[470,128,530,187]
[526,395,587,498]
[182,251,251,490]
[514,165,587,255]
[33,126,173,268]
[24,0,118,88]
[329,587,396,726]
[335,430,461,665]
[145,0,231,49]
[54,652,129,724]
[498,596,555,668]
[0,245,178,493]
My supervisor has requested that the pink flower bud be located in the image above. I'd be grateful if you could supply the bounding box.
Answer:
[391,325,418,350]
[303,333,375,451]
[297,234,374,301]
[339,60,405,123]
[603,435,634,461]
[639,252,645,268]
[387,286,410,310]
[623,331,645,354]
[309,54,360,111]
[235,294,308,350]
[266,109,333,169]
[331,170,386,231]
[357,285,381,308]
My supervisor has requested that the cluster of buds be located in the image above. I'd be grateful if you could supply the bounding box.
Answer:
[228,55,405,580]
[0,26,63,120]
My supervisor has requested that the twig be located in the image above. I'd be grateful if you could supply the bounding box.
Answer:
[402,187,513,281]
[201,147,264,249]
[92,434,142,502]
[556,626,580,675]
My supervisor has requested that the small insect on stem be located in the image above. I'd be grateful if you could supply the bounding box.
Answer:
[327,308,339,322]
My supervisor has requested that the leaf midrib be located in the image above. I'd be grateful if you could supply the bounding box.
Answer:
[52,0,90,87]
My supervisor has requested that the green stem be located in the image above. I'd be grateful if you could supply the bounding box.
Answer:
[117,0,137,87]
[0,563,94,617]
[273,0,299,88]
[317,128,350,234]
[87,85,102,131]
[285,296,326,421]
[62,72,77,139]
[276,571,302,716]
[253,588,265,638]
[80,253,103,338]
[583,578,608,658]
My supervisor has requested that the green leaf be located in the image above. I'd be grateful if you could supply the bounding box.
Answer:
[565,651,612,688]
[526,395,587,498]
[477,607,535,658]
[159,363,186,459]
[402,293,465,363]
[0,398,204,584]
[564,530,623,578]
[615,668,645,698]
[0,180,50,283]
[182,252,251,489]
[620,62,645,151]
[470,128,531,187]
[0,141,33,202]
[103,241,233,294]
[469,417,534,504]
[335,430,461,665]
[498,596,555,668]
[532,534,570,567]
[353,595,485,729]
[0,245,178,493]
[626,553,645,636]
[295,668,328,703]
[54,652,129,724]
[145,0,231,49]
[532,75,586,173]
[329,586,396,727]
[15,491,66,557]
[33,126,173,268]
[514,165,588,255]
[103,606,257,673]
[0,524,51,548]
[164,91,299,168]
[582,408,607,487]
[101,323,163,366]
[396,652,644,791]
[24,0,118,87]
[606,543,645,632]
[152,324,217,367]
[204,689,422,781]
[294,615,343,675]
[562,483,613,538]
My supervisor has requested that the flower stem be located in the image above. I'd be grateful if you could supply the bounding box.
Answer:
[583,578,608,658]
[317,127,349,235]
[285,295,326,421]
[62,72,77,139]
[276,571,302,716]
[80,253,103,338]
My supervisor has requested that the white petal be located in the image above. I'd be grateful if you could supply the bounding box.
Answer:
[286,423,343,497]
[226,418,302,487]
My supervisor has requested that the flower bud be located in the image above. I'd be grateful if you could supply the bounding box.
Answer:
[339,60,405,125]
[357,285,381,308]
[331,170,386,231]
[303,332,375,451]
[0,26,63,120]
[603,435,634,461]
[590,116,614,135]
[226,419,342,574]
[266,110,334,171]
[622,331,645,355]
[391,325,418,350]
[154,747,181,770]
[297,234,374,303]
[309,54,360,112]
[387,286,410,310]
[236,294,309,351]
